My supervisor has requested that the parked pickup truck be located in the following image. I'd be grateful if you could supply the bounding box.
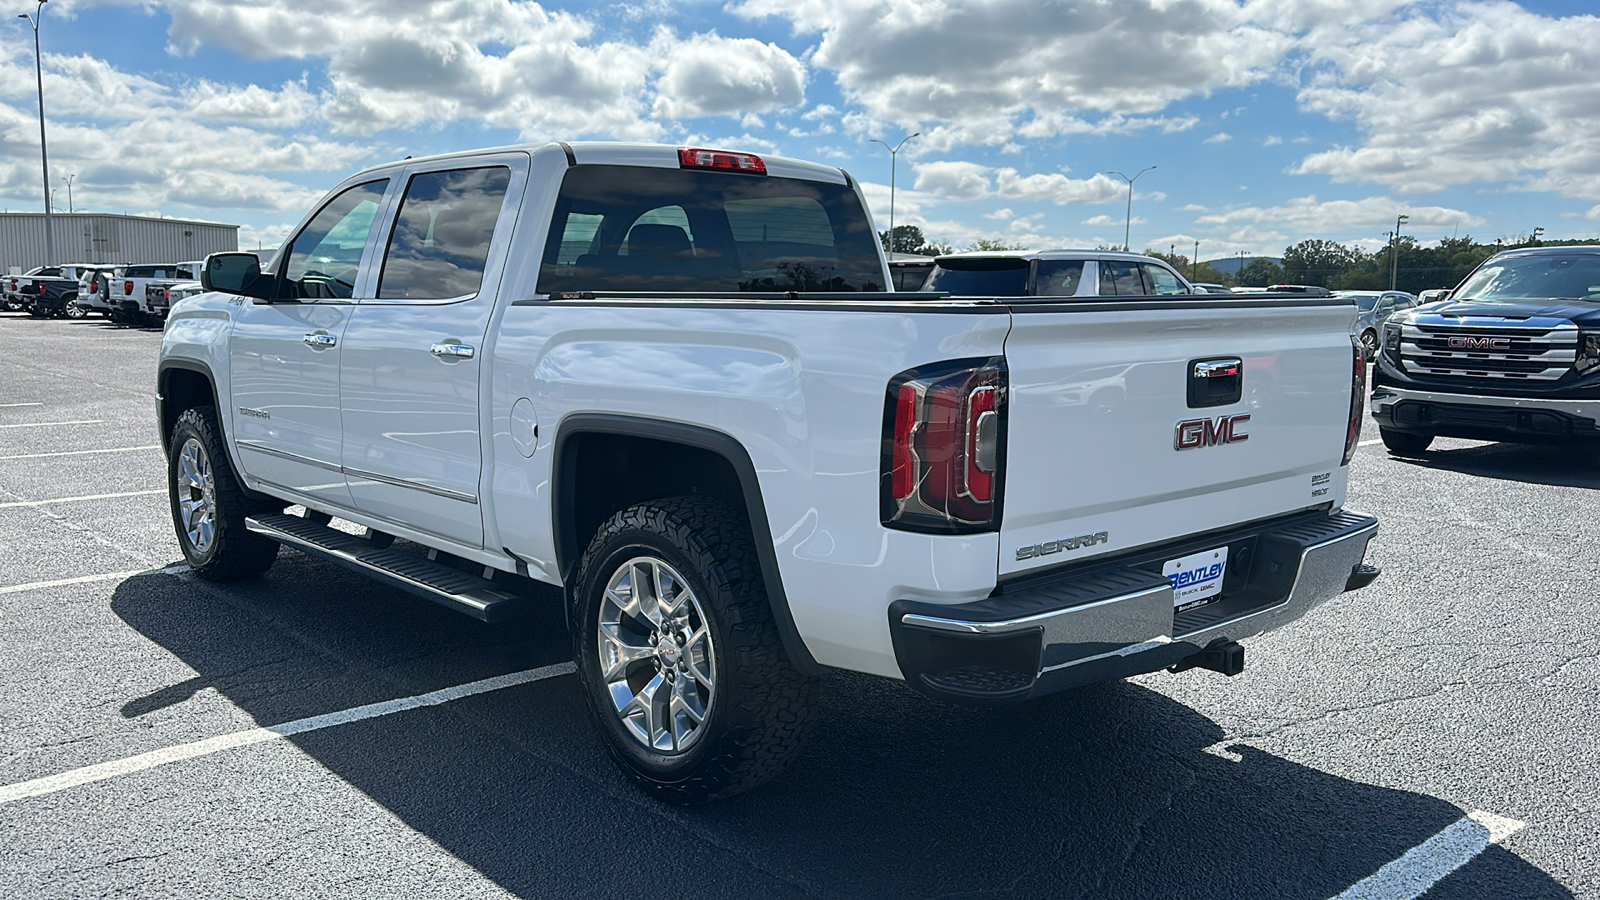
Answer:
[112,263,182,325]
[142,261,205,319]
[159,142,1380,803]
[1371,245,1600,453]
[11,264,92,318]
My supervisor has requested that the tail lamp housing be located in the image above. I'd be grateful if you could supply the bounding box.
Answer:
[1343,337,1366,465]
[881,358,1007,534]
[679,147,767,175]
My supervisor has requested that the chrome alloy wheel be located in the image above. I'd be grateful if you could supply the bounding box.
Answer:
[597,556,716,753]
[176,437,217,554]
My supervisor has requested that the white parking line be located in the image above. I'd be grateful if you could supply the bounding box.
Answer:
[0,420,103,429]
[0,445,160,461]
[1358,438,1384,446]
[1332,810,1527,900]
[0,570,148,595]
[0,489,164,509]
[0,662,576,806]
[0,402,44,408]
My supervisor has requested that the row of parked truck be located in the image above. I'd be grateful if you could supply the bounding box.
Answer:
[2,261,206,325]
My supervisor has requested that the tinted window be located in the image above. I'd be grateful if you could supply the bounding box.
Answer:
[1140,264,1184,295]
[537,165,884,293]
[378,166,510,300]
[284,179,388,300]
[924,257,1030,296]
[1099,261,1145,296]
[1035,260,1084,296]
[890,262,933,291]
[124,265,175,278]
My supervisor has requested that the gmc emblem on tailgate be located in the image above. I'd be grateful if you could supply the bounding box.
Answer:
[1175,414,1250,450]
[1447,336,1511,351]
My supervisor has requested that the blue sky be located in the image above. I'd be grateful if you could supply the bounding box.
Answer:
[3,0,1599,266]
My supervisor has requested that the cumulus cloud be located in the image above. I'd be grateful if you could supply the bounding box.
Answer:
[912,161,992,201]
[732,0,1291,143]
[1195,195,1484,234]
[1204,132,1232,144]
[652,31,806,120]
[1288,1,1600,197]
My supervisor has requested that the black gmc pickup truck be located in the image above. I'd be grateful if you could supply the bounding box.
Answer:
[1370,246,1600,453]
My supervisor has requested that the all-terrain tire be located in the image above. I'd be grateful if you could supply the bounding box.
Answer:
[572,496,818,804]
[168,405,280,581]
[1379,427,1433,455]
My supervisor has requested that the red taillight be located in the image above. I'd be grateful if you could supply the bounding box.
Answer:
[678,147,767,174]
[891,384,919,501]
[1343,338,1366,465]
[882,359,1006,533]
[89,279,98,291]
[124,280,133,295]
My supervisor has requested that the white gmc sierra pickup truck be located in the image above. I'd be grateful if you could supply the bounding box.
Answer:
[157,142,1380,803]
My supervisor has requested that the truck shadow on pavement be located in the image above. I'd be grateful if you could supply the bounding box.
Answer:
[110,554,1571,900]
[1385,440,1600,490]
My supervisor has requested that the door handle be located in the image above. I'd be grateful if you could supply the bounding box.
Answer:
[303,333,337,349]
[430,342,476,360]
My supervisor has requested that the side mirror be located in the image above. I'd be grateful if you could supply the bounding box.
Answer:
[201,252,276,300]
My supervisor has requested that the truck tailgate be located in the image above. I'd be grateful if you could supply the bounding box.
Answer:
[999,299,1356,578]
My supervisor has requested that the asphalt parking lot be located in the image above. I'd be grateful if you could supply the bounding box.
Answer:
[0,310,1595,899]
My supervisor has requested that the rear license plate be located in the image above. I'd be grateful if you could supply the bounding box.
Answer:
[1163,546,1229,612]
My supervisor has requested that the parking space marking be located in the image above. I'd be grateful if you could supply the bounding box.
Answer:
[0,570,148,596]
[1331,810,1527,900]
[0,402,44,408]
[1358,438,1384,446]
[0,445,160,461]
[0,420,103,429]
[0,489,164,509]
[0,662,576,807]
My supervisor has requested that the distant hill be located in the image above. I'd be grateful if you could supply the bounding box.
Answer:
[1205,256,1282,276]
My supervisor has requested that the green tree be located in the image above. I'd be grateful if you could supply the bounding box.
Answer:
[965,238,1029,252]
[1281,239,1358,287]
[1237,257,1285,287]
[1143,249,1231,285]
[879,225,952,256]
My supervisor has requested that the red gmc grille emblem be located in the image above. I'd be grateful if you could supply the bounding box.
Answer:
[1447,336,1512,351]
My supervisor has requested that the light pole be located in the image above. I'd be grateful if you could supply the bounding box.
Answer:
[20,0,52,264]
[1106,165,1155,251]
[1192,240,1199,280]
[1389,213,1409,290]
[870,132,918,253]
[61,173,73,213]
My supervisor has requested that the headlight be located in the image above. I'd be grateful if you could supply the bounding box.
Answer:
[1382,322,1403,361]
[1578,333,1600,374]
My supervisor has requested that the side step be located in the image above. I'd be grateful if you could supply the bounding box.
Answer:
[245,513,528,622]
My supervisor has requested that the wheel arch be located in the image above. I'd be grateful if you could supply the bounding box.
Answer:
[157,358,224,455]
[552,414,820,674]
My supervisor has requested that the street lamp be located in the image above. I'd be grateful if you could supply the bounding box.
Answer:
[1389,213,1409,290]
[869,132,919,253]
[19,0,52,264]
[61,173,73,213]
[1106,165,1155,251]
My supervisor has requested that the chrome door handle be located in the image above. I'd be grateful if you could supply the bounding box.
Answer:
[303,333,337,349]
[430,342,475,360]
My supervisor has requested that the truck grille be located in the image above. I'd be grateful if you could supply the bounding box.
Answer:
[1399,315,1577,381]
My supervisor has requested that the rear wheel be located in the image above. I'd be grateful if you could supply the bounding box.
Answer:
[1380,427,1433,455]
[64,301,86,319]
[168,405,279,581]
[572,496,817,804]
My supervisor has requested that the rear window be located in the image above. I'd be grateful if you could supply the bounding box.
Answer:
[537,165,884,293]
[889,261,934,291]
[124,265,175,278]
[924,257,1030,296]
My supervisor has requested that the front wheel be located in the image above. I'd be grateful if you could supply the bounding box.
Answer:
[64,301,87,319]
[572,497,818,804]
[1380,427,1433,455]
[1360,330,1378,360]
[168,406,279,581]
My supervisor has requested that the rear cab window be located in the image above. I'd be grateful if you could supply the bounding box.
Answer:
[924,257,1031,296]
[537,165,884,293]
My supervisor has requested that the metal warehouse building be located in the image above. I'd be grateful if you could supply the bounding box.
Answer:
[0,212,238,272]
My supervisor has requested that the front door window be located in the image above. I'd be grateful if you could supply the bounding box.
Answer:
[283,180,389,300]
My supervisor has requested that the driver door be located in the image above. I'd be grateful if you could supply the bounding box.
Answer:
[229,178,391,509]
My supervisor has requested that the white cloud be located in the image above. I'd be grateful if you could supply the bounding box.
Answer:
[995,169,1124,205]
[1204,132,1232,144]
[652,31,806,120]
[732,0,1291,144]
[1263,135,1283,146]
[911,160,992,200]
[1196,194,1484,235]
